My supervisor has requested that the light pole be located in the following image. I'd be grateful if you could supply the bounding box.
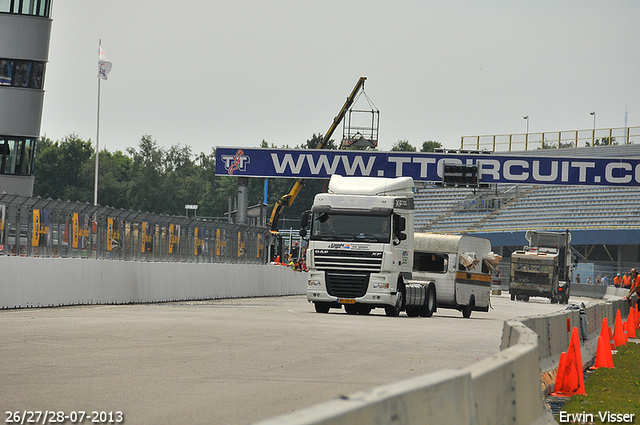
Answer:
[523,115,529,149]
[590,111,596,146]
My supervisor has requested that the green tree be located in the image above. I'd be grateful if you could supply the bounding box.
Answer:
[391,139,416,152]
[127,135,168,213]
[420,140,442,152]
[298,133,337,150]
[79,149,133,208]
[33,134,94,202]
[585,137,617,147]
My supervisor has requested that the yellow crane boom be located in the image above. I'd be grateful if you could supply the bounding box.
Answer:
[267,77,367,230]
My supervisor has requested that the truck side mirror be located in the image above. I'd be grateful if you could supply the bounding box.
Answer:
[300,211,310,239]
[393,214,407,245]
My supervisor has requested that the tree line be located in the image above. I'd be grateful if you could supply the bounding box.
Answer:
[33,134,440,226]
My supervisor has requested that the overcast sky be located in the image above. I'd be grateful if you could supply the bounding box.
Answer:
[40,0,640,155]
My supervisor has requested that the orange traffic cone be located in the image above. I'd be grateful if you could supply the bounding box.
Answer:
[614,310,627,347]
[551,327,586,397]
[608,326,617,350]
[635,304,639,330]
[599,318,616,351]
[590,334,615,370]
[627,309,637,339]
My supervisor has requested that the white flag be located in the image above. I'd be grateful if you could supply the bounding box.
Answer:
[98,47,112,80]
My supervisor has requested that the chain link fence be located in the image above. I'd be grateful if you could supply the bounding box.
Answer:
[0,193,270,264]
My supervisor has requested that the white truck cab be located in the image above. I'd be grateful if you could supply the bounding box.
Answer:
[302,175,414,316]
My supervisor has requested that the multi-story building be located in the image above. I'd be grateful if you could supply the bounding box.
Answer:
[0,0,52,196]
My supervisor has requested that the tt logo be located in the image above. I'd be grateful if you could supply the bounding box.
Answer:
[221,150,250,175]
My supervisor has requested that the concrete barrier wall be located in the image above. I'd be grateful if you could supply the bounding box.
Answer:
[0,257,307,309]
[255,282,634,425]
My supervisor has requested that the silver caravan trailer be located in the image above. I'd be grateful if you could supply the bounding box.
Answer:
[409,233,497,318]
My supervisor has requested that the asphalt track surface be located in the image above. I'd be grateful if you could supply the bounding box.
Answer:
[1,294,589,424]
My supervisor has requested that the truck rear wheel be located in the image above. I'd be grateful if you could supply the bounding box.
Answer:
[462,296,474,319]
[406,306,420,317]
[420,284,436,318]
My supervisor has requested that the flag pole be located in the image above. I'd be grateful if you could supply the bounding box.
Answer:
[94,39,101,206]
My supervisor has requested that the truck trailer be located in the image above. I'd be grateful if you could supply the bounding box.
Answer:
[409,233,497,318]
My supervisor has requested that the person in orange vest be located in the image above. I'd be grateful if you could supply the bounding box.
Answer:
[624,269,640,299]
[623,272,632,289]
[614,273,623,288]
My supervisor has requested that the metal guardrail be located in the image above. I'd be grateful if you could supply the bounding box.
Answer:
[0,193,270,264]
[461,126,640,151]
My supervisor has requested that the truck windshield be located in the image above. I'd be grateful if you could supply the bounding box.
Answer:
[310,212,390,243]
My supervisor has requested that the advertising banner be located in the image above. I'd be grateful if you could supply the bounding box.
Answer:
[168,224,180,254]
[107,218,122,252]
[216,228,226,257]
[257,233,264,259]
[72,213,90,250]
[237,231,245,258]
[216,147,640,187]
[194,227,204,256]
[141,222,153,253]
[0,204,4,247]
[32,209,51,247]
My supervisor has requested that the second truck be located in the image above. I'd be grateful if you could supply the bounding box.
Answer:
[509,230,572,304]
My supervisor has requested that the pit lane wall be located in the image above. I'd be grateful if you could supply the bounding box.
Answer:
[0,257,307,309]
[255,286,632,425]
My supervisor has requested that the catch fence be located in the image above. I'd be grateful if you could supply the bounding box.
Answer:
[0,193,270,264]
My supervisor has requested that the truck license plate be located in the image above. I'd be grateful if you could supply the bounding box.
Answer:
[338,298,355,304]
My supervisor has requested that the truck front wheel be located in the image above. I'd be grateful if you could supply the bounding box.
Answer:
[385,278,405,317]
[314,302,331,314]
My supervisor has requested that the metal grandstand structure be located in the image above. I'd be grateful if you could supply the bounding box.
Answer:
[461,125,640,152]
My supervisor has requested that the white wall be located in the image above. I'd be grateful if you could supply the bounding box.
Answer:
[0,257,307,309]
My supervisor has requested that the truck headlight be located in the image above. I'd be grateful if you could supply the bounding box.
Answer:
[308,280,321,287]
[373,283,389,289]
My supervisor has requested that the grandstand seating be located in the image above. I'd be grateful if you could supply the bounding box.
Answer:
[416,185,640,234]
[413,186,474,230]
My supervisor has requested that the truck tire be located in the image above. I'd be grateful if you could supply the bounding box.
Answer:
[344,304,358,315]
[420,284,436,318]
[385,278,405,317]
[385,291,403,317]
[406,306,420,317]
[462,296,474,319]
[314,302,330,314]
[357,305,372,315]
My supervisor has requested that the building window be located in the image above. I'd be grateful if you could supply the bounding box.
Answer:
[0,59,45,89]
[0,0,51,17]
[0,137,36,176]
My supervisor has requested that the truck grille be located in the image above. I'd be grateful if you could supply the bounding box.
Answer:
[313,249,383,273]
[325,271,370,298]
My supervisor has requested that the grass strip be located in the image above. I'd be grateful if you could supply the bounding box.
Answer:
[558,341,640,423]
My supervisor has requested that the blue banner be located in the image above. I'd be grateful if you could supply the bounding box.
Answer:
[216,147,640,187]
